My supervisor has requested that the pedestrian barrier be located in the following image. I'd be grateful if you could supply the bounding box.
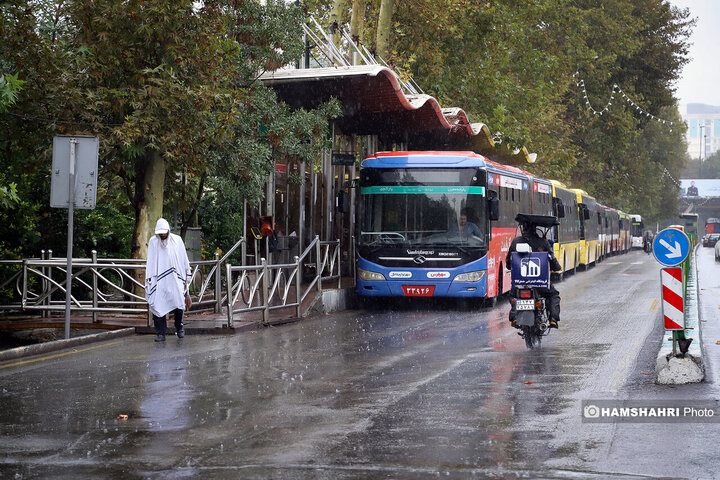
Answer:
[224,236,341,326]
[0,236,342,326]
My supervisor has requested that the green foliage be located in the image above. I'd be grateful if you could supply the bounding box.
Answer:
[1,0,340,260]
[565,0,692,222]
[0,73,24,113]
[689,151,720,180]
[314,0,692,223]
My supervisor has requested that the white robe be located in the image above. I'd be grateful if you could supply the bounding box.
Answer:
[145,233,191,317]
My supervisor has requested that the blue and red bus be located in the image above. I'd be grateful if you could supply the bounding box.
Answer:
[356,151,553,301]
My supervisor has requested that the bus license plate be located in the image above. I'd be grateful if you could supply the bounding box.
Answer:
[516,299,535,311]
[402,285,435,297]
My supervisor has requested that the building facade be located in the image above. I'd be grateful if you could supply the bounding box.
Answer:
[683,103,720,161]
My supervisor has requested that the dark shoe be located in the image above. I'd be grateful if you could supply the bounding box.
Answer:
[154,334,166,342]
[176,329,185,339]
[548,320,559,329]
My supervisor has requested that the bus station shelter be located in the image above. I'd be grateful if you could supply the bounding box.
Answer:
[258,65,533,275]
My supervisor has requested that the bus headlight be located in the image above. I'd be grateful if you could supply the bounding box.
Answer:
[358,268,386,281]
[453,271,485,282]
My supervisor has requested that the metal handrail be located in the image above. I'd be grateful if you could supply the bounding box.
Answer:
[224,236,343,326]
[0,243,242,318]
[1,235,346,326]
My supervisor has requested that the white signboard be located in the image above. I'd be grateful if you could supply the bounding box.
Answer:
[534,182,552,194]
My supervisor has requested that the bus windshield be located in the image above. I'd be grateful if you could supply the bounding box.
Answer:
[359,168,487,248]
[631,222,643,237]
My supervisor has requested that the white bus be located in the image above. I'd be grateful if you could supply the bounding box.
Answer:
[629,214,644,248]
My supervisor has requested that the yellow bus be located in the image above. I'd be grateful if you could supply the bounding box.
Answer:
[571,189,602,268]
[550,180,581,280]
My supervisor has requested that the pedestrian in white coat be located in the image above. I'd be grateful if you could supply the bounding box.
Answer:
[145,218,192,341]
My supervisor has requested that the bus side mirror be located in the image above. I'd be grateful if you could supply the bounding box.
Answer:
[488,192,499,221]
[553,197,565,218]
[578,203,590,220]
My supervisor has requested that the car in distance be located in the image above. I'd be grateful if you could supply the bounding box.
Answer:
[703,233,720,248]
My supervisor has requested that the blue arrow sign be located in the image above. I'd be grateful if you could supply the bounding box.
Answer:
[653,228,690,266]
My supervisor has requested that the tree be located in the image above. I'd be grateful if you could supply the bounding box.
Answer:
[311,0,692,222]
[566,0,692,221]
[1,0,339,262]
[690,151,720,180]
[1,1,63,258]
[0,73,21,208]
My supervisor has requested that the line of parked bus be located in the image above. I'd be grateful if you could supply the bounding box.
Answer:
[356,151,640,301]
[544,180,634,281]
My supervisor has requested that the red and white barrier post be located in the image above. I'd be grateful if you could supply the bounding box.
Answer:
[661,267,684,355]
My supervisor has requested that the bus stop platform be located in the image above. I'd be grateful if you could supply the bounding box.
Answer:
[0,277,357,353]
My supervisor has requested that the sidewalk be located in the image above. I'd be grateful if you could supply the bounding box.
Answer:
[697,246,720,383]
[0,277,357,360]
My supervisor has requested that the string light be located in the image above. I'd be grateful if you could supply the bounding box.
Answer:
[572,72,675,131]
[661,165,682,189]
[681,195,711,208]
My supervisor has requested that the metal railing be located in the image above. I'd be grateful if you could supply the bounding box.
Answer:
[0,238,246,320]
[0,235,345,326]
[300,17,422,95]
[224,236,341,326]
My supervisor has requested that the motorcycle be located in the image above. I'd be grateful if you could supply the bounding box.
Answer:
[510,243,550,348]
[508,214,558,349]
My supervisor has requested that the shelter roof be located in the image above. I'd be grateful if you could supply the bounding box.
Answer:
[259,66,531,164]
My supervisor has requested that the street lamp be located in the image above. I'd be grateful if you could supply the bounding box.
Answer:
[699,124,705,177]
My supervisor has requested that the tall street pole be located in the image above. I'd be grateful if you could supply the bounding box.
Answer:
[699,124,705,177]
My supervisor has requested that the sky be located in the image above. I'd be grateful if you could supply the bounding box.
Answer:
[670,0,720,107]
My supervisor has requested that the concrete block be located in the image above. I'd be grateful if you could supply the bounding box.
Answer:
[656,353,704,384]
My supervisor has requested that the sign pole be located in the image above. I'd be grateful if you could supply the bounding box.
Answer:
[654,228,691,357]
[64,138,77,339]
[51,135,98,339]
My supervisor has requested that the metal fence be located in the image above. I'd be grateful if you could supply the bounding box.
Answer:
[225,236,341,326]
[0,236,344,326]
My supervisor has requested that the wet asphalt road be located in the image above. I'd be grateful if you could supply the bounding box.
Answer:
[1,249,720,479]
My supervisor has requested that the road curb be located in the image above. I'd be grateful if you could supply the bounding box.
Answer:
[0,328,135,362]
[656,243,705,384]
[134,321,258,335]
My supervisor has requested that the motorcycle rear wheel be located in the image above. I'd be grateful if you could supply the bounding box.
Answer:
[521,325,542,349]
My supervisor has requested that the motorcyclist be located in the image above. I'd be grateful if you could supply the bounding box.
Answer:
[643,230,653,254]
[505,216,562,329]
